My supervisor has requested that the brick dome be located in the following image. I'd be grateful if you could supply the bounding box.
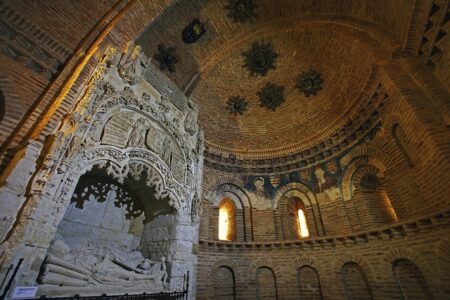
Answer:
[137,0,406,160]
[193,28,375,159]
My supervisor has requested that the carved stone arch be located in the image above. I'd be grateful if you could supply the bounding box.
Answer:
[85,97,187,162]
[77,146,188,213]
[47,146,189,219]
[77,88,190,187]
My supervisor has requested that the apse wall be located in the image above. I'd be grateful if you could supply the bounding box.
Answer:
[197,154,450,299]
[197,221,449,299]
[197,79,450,298]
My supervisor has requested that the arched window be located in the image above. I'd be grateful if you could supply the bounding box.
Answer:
[298,265,323,299]
[214,266,236,299]
[218,198,236,241]
[393,259,432,299]
[341,262,373,300]
[256,267,278,300]
[287,197,310,239]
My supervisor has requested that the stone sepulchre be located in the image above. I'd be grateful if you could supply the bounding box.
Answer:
[0,45,204,297]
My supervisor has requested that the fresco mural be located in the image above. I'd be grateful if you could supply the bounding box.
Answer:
[240,123,382,208]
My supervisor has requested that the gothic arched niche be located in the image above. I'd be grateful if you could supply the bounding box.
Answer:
[71,166,175,224]
[38,166,173,295]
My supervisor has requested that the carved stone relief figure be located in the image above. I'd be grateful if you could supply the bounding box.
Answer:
[65,135,83,160]
[184,103,197,136]
[145,127,166,154]
[119,45,148,85]
[127,119,148,148]
[161,137,172,166]
[38,239,168,294]
[0,45,202,296]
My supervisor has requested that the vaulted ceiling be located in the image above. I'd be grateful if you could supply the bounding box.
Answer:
[137,0,416,160]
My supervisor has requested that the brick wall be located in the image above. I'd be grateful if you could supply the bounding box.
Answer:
[197,213,450,299]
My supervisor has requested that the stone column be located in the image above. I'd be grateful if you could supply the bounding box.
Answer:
[0,140,42,243]
[168,215,199,299]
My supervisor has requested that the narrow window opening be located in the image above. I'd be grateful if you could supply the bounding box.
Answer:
[218,198,236,241]
[297,208,310,238]
[287,197,310,239]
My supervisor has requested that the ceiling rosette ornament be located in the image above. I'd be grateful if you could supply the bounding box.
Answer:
[257,82,285,111]
[295,70,324,97]
[242,42,278,77]
[226,95,248,116]
[225,0,256,23]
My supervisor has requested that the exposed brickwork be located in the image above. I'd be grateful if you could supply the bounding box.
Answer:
[341,262,373,299]
[0,1,448,299]
[0,0,171,169]
[393,259,433,299]
[214,266,235,299]
[298,266,323,299]
[197,212,450,299]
